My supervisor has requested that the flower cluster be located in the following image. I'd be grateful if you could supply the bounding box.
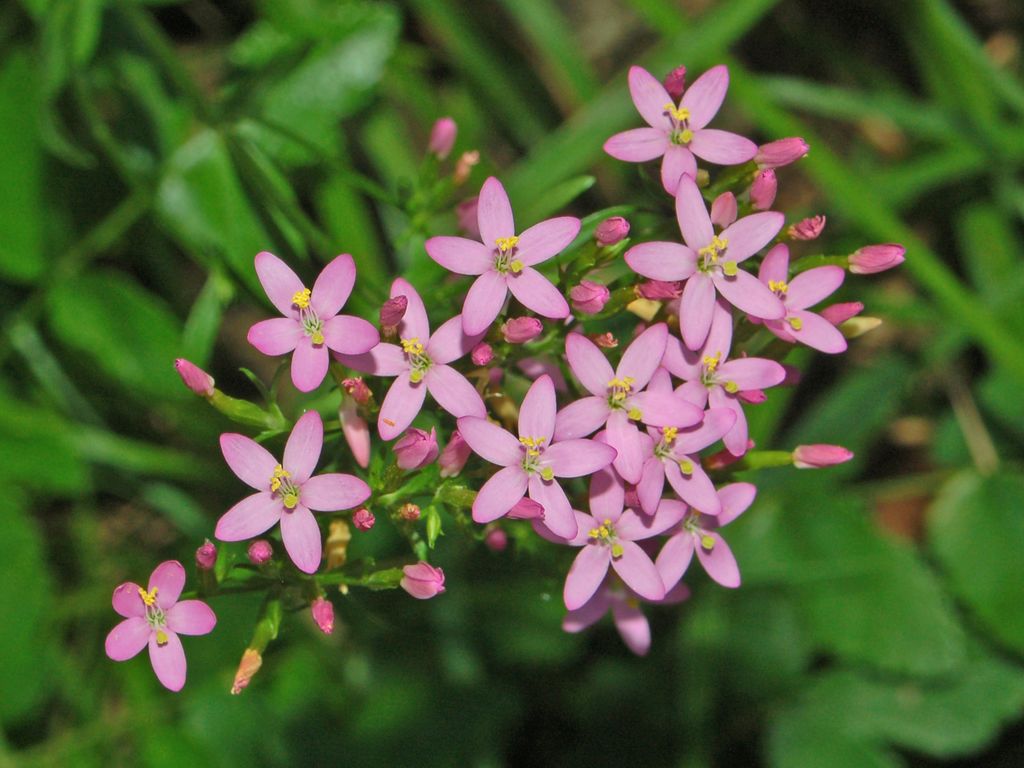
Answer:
[109,75,903,690]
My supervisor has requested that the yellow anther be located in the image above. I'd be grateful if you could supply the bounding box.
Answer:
[724,381,739,394]
[138,586,159,606]
[663,103,691,122]
[769,280,789,294]
[495,236,519,253]
[540,466,555,481]
[703,354,721,373]
[678,459,694,475]
[679,128,694,144]
[611,543,624,558]
[400,338,425,356]
[310,330,324,345]
[722,261,738,277]
[627,406,643,421]
[607,376,635,402]
[519,436,546,457]
[662,426,678,443]
[270,464,290,492]
[283,492,299,509]
[155,629,169,646]
[588,528,600,539]
[598,525,610,537]
[292,288,312,309]
[409,369,424,383]
[787,316,804,331]
[510,259,524,273]
[700,534,716,550]
[602,518,612,527]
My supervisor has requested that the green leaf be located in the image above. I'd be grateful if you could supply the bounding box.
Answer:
[0,391,90,496]
[516,175,595,228]
[928,470,1024,654]
[181,269,235,367]
[770,711,902,768]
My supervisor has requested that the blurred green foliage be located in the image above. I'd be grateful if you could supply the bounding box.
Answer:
[2,0,1024,765]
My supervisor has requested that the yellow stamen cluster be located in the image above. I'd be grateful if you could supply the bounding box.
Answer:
[724,381,739,394]
[787,316,803,331]
[292,288,312,309]
[155,629,169,646]
[519,436,546,457]
[698,236,729,264]
[495,236,519,253]
[678,458,694,475]
[700,534,716,550]
[663,103,691,122]
[768,280,789,294]
[722,261,738,276]
[138,586,159,606]
[588,518,624,557]
[282,490,299,509]
[270,464,291,493]
[607,376,635,403]
[401,338,425,356]
[310,330,324,345]
[627,406,643,421]
[540,466,555,481]
[661,427,678,444]
[677,128,694,144]
[509,259,524,273]
[703,353,721,373]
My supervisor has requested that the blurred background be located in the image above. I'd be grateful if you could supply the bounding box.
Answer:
[3,0,1024,765]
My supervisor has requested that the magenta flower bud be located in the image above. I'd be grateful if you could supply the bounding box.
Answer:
[471,342,493,366]
[821,301,864,325]
[428,117,457,160]
[738,389,767,404]
[400,562,446,599]
[342,377,372,406]
[793,444,855,469]
[788,214,826,240]
[310,597,334,635]
[456,197,480,239]
[400,503,421,521]
[174,358,215,397]
[662,65,687,101]
[394,428,439,470]
[195,539,217,571]
[439,430,471,478]
[756,137,810,168]
[502,317,543,344]
[247,540,273,565]
[849,244,906,274]
[710,192,737,229]
[750,169,777,210]
[352,508,375,531]
[637,280,683,300]
[569,280,610,314]
[485,528,508,552]
[380,295,408,329]
[595,216,630,246]
[507,497,545,520]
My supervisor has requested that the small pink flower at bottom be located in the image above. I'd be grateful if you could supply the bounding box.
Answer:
[401,562,446,599]
[216,411,371,574]
[105,561,216,692]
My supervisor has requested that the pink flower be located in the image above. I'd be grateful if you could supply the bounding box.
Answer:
[626,175,785,350]
[755,137,809,168]
[553,324,702,484]
[352,508,375,530]
[750,168,777,210]
[426,177,579,335]
[595,216,630,246]
[439,430,472,477]
[656,483,755,589]
[215,411,371,573]
[394,427,439,470]
[569,281,610,314]
[471,342,493,365]
[662,300,785,456]
[174,359,214,396]
[755,244,847,353]
[502,316,543,343]
[710,192,737,229]
[604,65,757,194]
[105,561,216,692]
[337,278,487,440]
[247,539,273,564]
[195,540,217,571]
[311,597,334,634]
[793,444,854,468]
[849,243,906,274]
[788,215,826,240]
[247,252,379,392]
[428,117,457,159]
[401,562,446,599]
[458,375,617,539]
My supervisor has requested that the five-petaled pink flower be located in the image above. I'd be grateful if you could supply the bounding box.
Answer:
[458,375,616,539]
[604,65,757,195]
[626,175,785,350]
[215,411,371,573]
[425,177,579,335]
[337,278,486,440]
[247,252,379,392]
[553,324,703,484]
[105,560,216,692]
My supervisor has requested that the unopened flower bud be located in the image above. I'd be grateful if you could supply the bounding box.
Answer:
[471,342,494,366]
[457,197,480,239]
[569,281,610,314]
[394,428,439,470]
[502,317,543,343]
[839,316,883,338]
[454,150,479,185]
[428,117,457,159]
[342,377,372,405]
[821,301,864,325]
[400,561,446,599]
[380,295,408,330]
[637,280,683,300]
[247,540,273,565]
[439,430,471,478]
[663,65,687,101]
[507,497,545,520]
[352,508,375,531]
[750,168,777,210]
[595,216,630,246]
[788,215,826,240]
[174,358,215,397]
[339,400,371,469]
[231,648,262,695]
[485,528,508,552]
[756,137,809,168]
[849,244,906,274]
[399,503,421,521]
[590,332,618,349]
[710,192,737,229]
[195,539,217,571]
[738,389,767,404]
[310,597,335,635]
[793,444,854,469]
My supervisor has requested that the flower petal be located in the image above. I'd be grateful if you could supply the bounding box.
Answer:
[680,272,716,350]
[564,545,612,610]
[426,316,485,365]
[462,271,507,336]
[335,343,407,376]
[515,216,581,267]
[310,254,356,317]
[627,390,703,428]
[247,318,301,356]
[301,473,370,511]
[661,334,701,380]
[378,373,427,441]
[604,128,669,162]
[148,630,186,692]
[290,338,330,392]
[589,465,625,521]
[283,410,323,483]
[611,600,651,656]
[665,461,721,515]
[477,176,515,246]
[709,386,748,456]
[280,504,322,574]
[321,315,379,355]
[786,266,845,310]
[166,600,217,636]
[425,236,492,276]
[655,532,695,591]
[456,416,522,466]
[254,251,304,317]
[714,269,786,320]
[716,358,786,390]
[787,309,848,353]
[704,299,734,359]
[529,475,577,539]
[105,617,150,661]
[716,482,756,526]
[544,438,616,477]
[472,465,528,523]
[681,64,728,130]
[720,211,784,263]
[426,364,487,419]
[660,145,697,195]
[392,277,430,340]
[759,243,790,285]
[616,502,686,540]
[675,175,713,250]
[215,492,282,541]
[696,532,741,587]
[220,434,277,490]
[565,332,615,396]
[563,588,611,633]
[628,65,674,130]
[507,267,570,320]
[554,396,610,440]
[607,411,644,484]
[519,375,556,444]
[112,582,145,618]
[636,458,665,516]
[625,241,697,281]
[149,561,185,609]
[611,540,664,602]
[673,408,736,454]
[618,323,668,388]
[689,129,757,165]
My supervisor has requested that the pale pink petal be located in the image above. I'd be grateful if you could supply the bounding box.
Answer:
[335,343,408,377]
[788,310,848,353]
[564,545,612,610]
[462,270,508,336]
[554,396,610,440]
[425,365,486,418]
[689,129,757,165]
[625,242,697,281]
[392,278,430,340]
[378,373,427,441]
[627,390,702,428]
[709,386,748,456]
[660,145,697,195]
[714,269,786,320]
[637,458,665,516]
[321,316,379,355]
[675,175,713,250]
[254,251,304,317]
[556,510,598,546]
[758,243,790,285]
[290,338,330,392]
[681,64,728,130]
[283,410,323,483]
[340,402,371,468]
[515,217,581,267]
[472,465,528,523]
[148,631,186,691]
[616,503,685,540]
[456,416,522,466]
[704,299,734,359]
[646,367,672,394]
[519,375,556,443]
[565,332,615,396]
[310,254,355,317]
[589,465,625,521]
[563,589,611,633]
[149,561,186,609]
[604,128,669,162]
[507,267,570,320]
[247,318,301,356]
[607,411,644,484]
[673,408,736,454]
[720,212,784,263]
[220,433,277,490]
[477,176,515,246]
[665,461,721,515]
[300,473,370,511]
[280,504,322,574]
[628,65,675,130]
[661,335,701,380]
[695,532,740,587]
[716,358,785,390]
[112,582,145,618]
[425,236,492,276]
[528,475,577,539]
[611,600,651,656]
[785,266,845,310]
[105,617,150,661]
[656,533,695,591]
[544,438,616,477]
[426,316,484,365]
[611,540,664,601]
[716,482,756,526]
[618,323,667,388]
[675,379,709,408]
[166,600,217,636]
[215,492,282,541]
[680,272,716,350]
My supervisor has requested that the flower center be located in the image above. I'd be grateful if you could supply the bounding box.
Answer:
[292,288,324,345]
[401,337,433,382]
[768,279,789,297]
[519,436,553,478]
[684,512,716,550]
[664,103,693,145]
[494,236,524,275]
[607,376,635,408]
[138,586,168,642]
[654,426,678,459]
[698,236,735,275]
[587,518,624,558]
[270,464,300,510]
